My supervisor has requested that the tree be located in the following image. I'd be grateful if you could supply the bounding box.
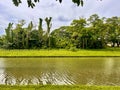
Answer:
[88,14,100,27]
[12,0,85,8]
[45,17,52,48]
[0,36,4,48]
[71,18,86,32]
[29,30,40,48]
[3,14,120,49]
[4,23,14,48]
[106,16,120,47]
[5,23,13,43]
[37,18,44,48]
[25,21,33,48]
[13,20,26,49]
[71,18,87,48]
[51,26,71,49]
[87,14,107,48]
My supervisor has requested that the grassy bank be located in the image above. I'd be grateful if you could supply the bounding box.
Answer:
[0,85,120,90]
[0,48,120,56]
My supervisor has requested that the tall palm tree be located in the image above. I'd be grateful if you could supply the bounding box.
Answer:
[45,17,52,48]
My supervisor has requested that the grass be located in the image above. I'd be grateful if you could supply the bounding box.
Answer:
[0,85,120,90]
[0,48,120,56]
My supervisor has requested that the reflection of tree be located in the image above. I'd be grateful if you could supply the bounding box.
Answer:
[4,74,12,85]
[2,58,76,85]
[103,58,120,86]
[104,58,114,75]
[3,68,42,85]
[15,77,24,85]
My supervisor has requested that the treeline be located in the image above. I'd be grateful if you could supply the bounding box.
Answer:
[0,14,120,49]
[0,17,52,49]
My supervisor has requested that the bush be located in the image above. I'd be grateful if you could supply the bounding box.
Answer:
[69,47,77,52]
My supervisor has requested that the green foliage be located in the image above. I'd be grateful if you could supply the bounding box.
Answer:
[52,14,120,49]
[12,0,22,6]
[3,18,52,49]
[12,0,102,8]
[106,17,120,47]
[5,23,13,43]
[51,26,71,49]
[2,14,120,50]
[69,46,77,52]
[12,0,39,8]
[72,0,84,6]
[12,0,84,8]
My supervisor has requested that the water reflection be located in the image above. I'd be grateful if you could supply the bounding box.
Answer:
[103,58,120,85]
[0,57,119,86]
[0,58,5,84]
[104,58,114,75]
[2,68,75,85]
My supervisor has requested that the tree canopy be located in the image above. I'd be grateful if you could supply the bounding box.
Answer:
[12,0,101,8]
[1,14,120,49]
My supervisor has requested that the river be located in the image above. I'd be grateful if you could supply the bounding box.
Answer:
[0,57,120,85]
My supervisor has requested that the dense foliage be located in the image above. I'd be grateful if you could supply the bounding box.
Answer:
[1,14,120,49]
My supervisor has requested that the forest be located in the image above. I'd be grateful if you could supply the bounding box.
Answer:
[0,14,120,49]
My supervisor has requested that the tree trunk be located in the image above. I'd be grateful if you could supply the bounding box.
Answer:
[83,38,84,49]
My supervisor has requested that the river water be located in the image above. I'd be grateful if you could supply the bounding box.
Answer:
[0,57,120,85]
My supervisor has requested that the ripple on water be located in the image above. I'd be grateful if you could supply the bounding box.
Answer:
[0,57,120,86]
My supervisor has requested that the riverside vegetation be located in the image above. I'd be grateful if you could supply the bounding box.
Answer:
[0,14,120,50]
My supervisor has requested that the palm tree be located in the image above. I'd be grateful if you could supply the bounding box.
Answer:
[45,17,52,48]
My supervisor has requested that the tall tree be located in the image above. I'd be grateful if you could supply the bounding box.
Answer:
[106,16,120,47]
[71,18,87,48]
[88,14,100,27]
[4,23,14,48]
[37,18,44,48]
[26,21,33,48]
[14,20,26,49]
[45,17,52,48]
[38,18,43,40]
[5,23,13,43]
[87,14,107,48]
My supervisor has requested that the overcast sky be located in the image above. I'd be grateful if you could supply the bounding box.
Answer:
[0,0,120,35]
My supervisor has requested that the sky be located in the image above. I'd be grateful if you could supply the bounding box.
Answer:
[0,0,120,35]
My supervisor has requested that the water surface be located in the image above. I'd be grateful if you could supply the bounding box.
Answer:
[0,57,120,86]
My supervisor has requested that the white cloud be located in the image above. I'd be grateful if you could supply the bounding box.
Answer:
[0,0,120,35]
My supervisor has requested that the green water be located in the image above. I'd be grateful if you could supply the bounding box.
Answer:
[0,57,120,85]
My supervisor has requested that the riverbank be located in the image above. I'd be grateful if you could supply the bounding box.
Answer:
[0,48,120,56]
[0,85,120,90]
